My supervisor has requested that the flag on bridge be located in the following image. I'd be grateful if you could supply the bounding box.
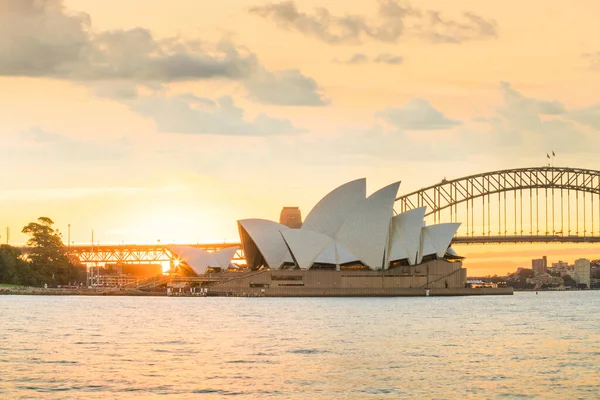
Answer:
[552,151,556,156]
[547,153,550,159]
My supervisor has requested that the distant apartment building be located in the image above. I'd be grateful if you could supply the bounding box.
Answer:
[574,258,591,288]
[532,256,547,276]
[551,260,569,269]
[550,260,572,276]
[279,207,303,229]
[591,262,600,288]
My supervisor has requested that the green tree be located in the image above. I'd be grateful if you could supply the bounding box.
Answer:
[517,268,534,279]
[0,245,38,286]
[21,217,75,286]
[562,275,577,288]
[0,245,21,284]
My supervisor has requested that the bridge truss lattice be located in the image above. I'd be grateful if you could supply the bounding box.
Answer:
[395,167,600,243]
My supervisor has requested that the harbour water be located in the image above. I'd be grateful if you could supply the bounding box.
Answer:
[1,292,599,398]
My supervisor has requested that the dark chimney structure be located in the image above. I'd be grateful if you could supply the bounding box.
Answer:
[279,207,302,229]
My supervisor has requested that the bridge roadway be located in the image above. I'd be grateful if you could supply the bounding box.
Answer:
[59,234,600,266]
[64,243,244,265]
[453,235,600,244]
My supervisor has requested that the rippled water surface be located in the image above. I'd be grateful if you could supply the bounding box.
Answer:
[1,292,599,399]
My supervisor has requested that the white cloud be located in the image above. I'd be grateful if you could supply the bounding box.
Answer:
[583,51,600,71]
[245,68,330,106]
[374,54,404,65]
[250,0,497,45]
[566,104,600,130]
[129,94,302,135]
[13,126,131,163]
[342,82,600,162]
[333,53,403,65]
[0,2,256,81]
[333,53,369,65]
[376,98,462,130]
[0,0,328,107]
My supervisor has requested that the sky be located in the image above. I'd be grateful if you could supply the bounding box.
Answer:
[2,0,600,275]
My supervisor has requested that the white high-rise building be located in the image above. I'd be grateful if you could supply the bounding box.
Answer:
[574,258,591,288]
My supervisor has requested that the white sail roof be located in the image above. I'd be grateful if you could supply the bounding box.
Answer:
[168,245,238,275]
[417,223,461,263]
[210,246,239,268]
[302,178,366,237]
[423,223,461,257]
[335,181,401,270]
[313,241,359,266]
[388,207,426,266]
[167,245,211,275]
[446,247,459,257]
[238,219,290,269]
[280,229,333,269]
[334,242,360,265]
[417,231,436,264]
[314,241,337,265]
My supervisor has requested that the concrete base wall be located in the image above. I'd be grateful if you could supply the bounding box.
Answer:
[207,260,512,297]
[208,287,513,297]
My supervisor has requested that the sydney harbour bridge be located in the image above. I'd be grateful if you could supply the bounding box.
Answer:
[66,166,600,268]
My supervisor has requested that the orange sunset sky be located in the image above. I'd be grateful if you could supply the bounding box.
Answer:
[1,0,600,275]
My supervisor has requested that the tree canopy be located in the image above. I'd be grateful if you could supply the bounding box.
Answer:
[0,217,83,287]
[22,217,69,266]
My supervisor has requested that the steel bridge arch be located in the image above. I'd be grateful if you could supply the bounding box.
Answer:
[395,167,600,216]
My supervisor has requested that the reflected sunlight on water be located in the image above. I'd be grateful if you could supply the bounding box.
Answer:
[1,292,599,398]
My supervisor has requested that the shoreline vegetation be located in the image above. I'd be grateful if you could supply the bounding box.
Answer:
[0,285,165,296]
[1,217,86,288]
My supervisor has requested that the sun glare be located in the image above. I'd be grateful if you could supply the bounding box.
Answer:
[161,261,170,274]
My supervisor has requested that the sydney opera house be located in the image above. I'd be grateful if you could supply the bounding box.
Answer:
[190,178,513,296]
[238,179,460,271]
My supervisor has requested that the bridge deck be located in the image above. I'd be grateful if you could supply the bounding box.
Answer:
[453,235,600,244]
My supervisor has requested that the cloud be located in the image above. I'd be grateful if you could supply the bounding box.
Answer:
[583,51,600,70]
[497,81,566,116]
[333,53,403,65]
[250,0,497,45]
[356,82,600,161]
[128,94,302,135]
[333,53,369,65]
[90,81,140,100]
[0,0,91,77]
[465,82,600,154]
[374,53,404,65]
[20,126,63,142]
[420,11,498,44]
[16,126,130,162]
[377,98,462,130]
[0,2,256,81]
[0,0,327,107]
[245,68,330,106]
[566,105,600,130]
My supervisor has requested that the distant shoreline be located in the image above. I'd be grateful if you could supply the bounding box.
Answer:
[0,287,165,296]
[2,287,595,297]
[513,288,598,292]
